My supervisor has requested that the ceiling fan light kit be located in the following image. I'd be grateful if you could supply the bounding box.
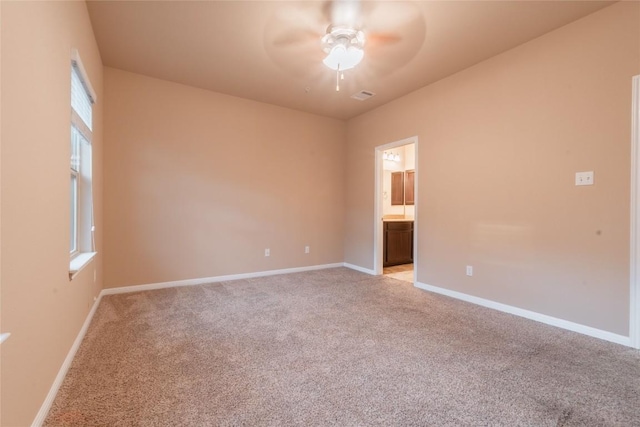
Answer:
[321,26,365,91]
[322,26,365,71]
[322,43,364,71]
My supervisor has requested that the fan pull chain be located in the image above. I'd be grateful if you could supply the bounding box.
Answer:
[335,66,347,91]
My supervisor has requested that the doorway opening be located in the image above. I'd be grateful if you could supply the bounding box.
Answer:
[374,136,418,284]
[383,263,414,282]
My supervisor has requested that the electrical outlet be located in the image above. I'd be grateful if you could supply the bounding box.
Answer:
[305,246,310,254]
[466,265,473,276]
[264,248,270,257]
[575,171,594,186]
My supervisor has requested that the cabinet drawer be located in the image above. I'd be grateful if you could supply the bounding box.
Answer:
[385,221,413,231]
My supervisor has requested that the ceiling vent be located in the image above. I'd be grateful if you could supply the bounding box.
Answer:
[351,90,376,101]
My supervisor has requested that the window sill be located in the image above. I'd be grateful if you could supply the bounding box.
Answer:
[0,333,10,344]
[69,252,97,280]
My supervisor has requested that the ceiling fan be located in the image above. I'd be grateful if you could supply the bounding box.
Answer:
[263,0,425,92]
[321,25,366,90]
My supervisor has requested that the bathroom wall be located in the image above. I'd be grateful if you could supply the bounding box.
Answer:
[383,144,415,217]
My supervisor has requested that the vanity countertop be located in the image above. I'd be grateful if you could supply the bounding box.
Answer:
[382,216,414,222]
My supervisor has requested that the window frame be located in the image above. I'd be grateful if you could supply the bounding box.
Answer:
[70,170,78,256]
[69,49,97,279]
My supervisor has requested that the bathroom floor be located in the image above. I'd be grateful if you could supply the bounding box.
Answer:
[383,263,414,283]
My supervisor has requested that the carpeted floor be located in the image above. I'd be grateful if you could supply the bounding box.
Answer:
[45,267,640,426]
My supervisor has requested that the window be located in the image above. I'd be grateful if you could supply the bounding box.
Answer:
[69,50,97,278]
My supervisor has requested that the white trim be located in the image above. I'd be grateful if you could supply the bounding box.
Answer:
[343,262,376,275]
[101,263,344,295]
[374,146,383,275]
[631,74,640,349]
[69,251,96,280]
[71,49,96,103]
[0,333,11,344]
[374,136,419,276]
[413,141,419,284]
[414,281,631,347]
[31,294,103,427]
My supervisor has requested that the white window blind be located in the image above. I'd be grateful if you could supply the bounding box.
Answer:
[71,65,93,132]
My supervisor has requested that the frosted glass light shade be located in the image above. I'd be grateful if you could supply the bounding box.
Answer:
[323,44,364,71]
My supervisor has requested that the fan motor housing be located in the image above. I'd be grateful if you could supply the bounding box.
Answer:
[322,26,365,53]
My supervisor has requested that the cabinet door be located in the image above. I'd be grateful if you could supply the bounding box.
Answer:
[405,170,415,205]
[384,222,414,267]
[391,172,404,205]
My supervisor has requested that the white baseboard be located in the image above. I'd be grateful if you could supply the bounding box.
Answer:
[31,294,103,427]
[415,281,631,347]
[343,263,377,275]
[101,263,345,295]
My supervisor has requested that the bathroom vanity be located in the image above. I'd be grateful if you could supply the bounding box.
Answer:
[383,219,414,267]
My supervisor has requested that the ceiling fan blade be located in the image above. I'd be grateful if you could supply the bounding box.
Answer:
[360,3,426,77]
[264,3,329,79]
[263,1,328,77]
[271,2,327,34]
[363,1,422,31]
[366,32,402,48]
[273,28,322,47]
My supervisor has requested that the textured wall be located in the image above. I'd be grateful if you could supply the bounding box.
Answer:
[1,1,104,425]
[103,68,347,288]
[345,2,640,335]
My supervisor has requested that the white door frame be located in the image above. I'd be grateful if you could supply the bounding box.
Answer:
[374,136,419,280]
[630,75,640,349]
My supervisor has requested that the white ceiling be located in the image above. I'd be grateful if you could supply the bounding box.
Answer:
[86,1,614,120]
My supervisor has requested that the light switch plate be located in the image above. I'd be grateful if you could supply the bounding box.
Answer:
[575,171,594,186]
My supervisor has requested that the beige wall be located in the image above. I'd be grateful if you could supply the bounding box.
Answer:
[345,2,640,335]
[103,68,346,288]
[1,1,104,425]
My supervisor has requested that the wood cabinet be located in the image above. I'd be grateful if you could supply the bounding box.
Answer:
[390,170,414,206]
[383,221,414,267]
[405,170,415,205]
[391,172,404,205]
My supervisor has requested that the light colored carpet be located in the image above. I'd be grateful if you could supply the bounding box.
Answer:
[45,267,640,426]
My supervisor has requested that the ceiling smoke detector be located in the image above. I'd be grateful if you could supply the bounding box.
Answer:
[351,90,375,101]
